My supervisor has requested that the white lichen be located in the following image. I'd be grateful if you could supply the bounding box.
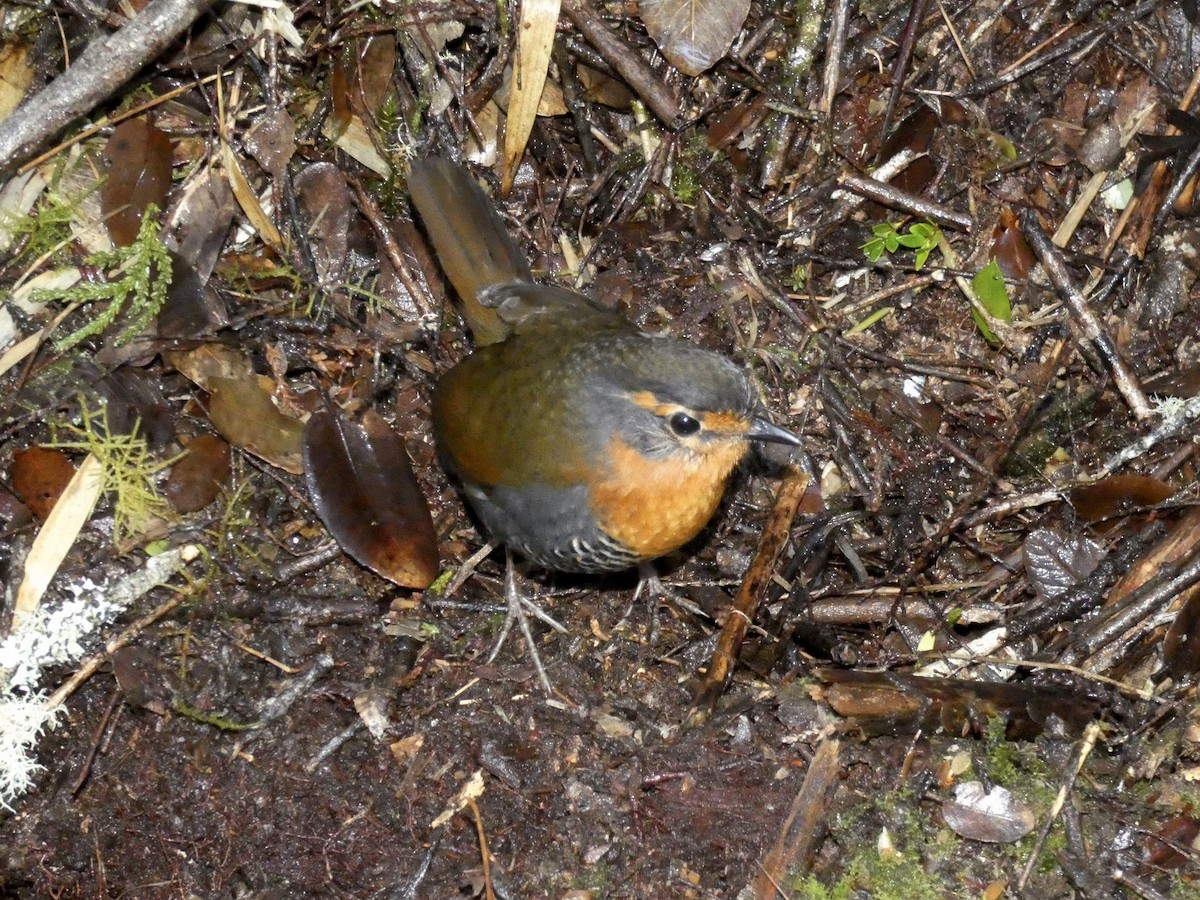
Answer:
[0,545,198,807]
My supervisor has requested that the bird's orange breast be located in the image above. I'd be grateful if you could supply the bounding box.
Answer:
[587,434,749,561]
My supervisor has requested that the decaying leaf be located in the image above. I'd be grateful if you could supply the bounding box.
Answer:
[294,161,362,284]
[12,446,76,520]
[167,343,256,388]
[303,406,438,589]
[161,165,238,282]
[639,0,750,77]
[243,108,297,179]
[0,42,35,123]
[942,782,1036,843]
[208,375,305,475]
[1023,528,1107,603]
[354,34,397,115]
[164,434,232,514]
[100,118,173,247]
[1069,474,1175,522]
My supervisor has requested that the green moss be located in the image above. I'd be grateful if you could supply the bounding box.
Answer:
[34,203,172,351]
[801,787,966,898]
[1169,873,1200,899]
[48,400,180,545]
[0,182,95,269]
[670,163,702,204]
[173,700,259,731]
[570,861,613,891]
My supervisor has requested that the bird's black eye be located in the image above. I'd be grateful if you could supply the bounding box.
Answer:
[669,412,701,436]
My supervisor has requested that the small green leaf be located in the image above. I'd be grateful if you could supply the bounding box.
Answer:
[970,259,1012,345]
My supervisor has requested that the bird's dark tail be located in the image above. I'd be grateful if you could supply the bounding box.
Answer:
[408,158,531,346]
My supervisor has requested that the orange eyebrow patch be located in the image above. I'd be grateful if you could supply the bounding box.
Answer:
[628,390,672,416]
[627,391,751,437]
[698,410,750,435]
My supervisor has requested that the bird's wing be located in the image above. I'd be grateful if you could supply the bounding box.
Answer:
[481,283,635,336]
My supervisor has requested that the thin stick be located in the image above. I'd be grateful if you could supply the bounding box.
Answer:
[1017,721,1102,892]
[686,467,809,726]
[468,798,497,900]
[1021,210,1152,420]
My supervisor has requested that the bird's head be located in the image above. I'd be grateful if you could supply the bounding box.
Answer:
[588,338,799,464]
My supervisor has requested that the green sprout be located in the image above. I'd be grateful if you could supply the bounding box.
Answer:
[861,221,941,270]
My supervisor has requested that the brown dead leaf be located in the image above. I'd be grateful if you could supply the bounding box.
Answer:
[1070,474,1175,522]
[640,0,750,77]
[208,375,305,474]
[12,447,76,520]
[100,118,173,246]
[162,165,238,281]
[294,161,359,284]
[354,34,397,115]
[164,434,232,513]
[243,108,297,179]
[303,407,438,589]
[168,343,256,389]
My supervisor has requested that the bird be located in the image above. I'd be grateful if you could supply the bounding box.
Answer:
[408,158,799,693]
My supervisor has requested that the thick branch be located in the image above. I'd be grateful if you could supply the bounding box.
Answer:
[0,0,217,178]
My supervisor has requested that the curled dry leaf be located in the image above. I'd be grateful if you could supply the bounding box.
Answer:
[100,118,174,247]
[207,375,305,475]
[942,782,1036,843]
[12,446,76,520]
[639,0,750,77]
[303,406,438,590]
[294,161,360,284]
[1023,528,1106,603]
[991,208,1037,281]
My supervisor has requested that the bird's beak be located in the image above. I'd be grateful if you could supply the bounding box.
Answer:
[748,416,801,446]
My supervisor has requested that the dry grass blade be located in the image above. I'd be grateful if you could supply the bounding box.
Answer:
[221,141,285,254]
[13,454,104,626]
[501,0,561,194]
